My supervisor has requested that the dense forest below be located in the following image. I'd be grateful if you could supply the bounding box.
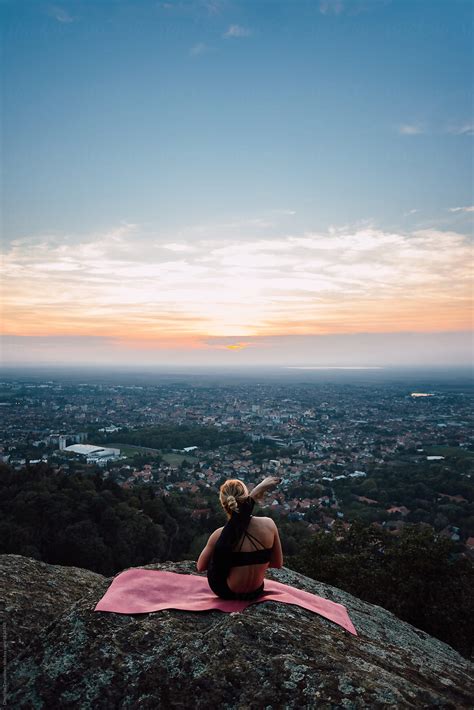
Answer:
[0,463,472,658]
[291,521,473,659]
[329,458,474,537]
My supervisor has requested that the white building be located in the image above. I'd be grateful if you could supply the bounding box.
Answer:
[63,444,120,466]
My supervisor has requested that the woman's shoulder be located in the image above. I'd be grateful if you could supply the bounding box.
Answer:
[251,515,277,530]
[208,526,224,541]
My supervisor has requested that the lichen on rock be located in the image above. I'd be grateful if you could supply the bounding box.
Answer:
[1,555,473,709]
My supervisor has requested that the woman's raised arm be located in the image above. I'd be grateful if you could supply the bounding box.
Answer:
[249,476,281,503]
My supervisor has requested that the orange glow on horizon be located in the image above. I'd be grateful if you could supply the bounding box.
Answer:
[3,297,472,345]
[2,224,472,347]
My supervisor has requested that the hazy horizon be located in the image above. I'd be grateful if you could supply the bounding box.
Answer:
[1,363,472,390]
[1,330,473,369]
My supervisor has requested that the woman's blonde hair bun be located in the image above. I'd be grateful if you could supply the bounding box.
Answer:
[226,495,239,512]
[219,479,248,517]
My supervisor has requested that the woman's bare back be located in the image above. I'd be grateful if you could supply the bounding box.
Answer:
[227,516,276,593]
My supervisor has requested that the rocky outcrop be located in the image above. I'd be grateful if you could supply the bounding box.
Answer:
[0,554,104,663]
[1,555,473,708]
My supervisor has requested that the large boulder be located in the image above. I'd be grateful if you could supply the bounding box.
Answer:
[2,555,473,708]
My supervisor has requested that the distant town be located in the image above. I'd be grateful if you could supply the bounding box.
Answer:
[1,372,473,557]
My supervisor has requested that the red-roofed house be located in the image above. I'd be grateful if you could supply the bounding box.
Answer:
[386,506,410,516]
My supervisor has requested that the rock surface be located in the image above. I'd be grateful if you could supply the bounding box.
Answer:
[2,555,473,709]
[0,554,104,664]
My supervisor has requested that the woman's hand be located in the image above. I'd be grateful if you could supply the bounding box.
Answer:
[250,476,281,501]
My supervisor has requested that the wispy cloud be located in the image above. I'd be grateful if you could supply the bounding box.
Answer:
[174,215,278,238]
[2,222,472,343]
[162,242,197,252]
[46,4,75,23]
[189,42,210,57]
[223,24,252,39]
[403,209,419,216]
[396,122,474,136]
[398,124,424,135]
[201,0,226,15]
[446,123,474,136]
[319,0,344,15]
[448,206,474,213]
[319,0,391,16]
[157,1,224,18]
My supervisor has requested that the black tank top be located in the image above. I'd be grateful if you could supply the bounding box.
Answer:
[207,497,271,599]
[229,527,272,567]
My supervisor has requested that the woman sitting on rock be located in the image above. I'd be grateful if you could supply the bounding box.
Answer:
[197,476,283,600]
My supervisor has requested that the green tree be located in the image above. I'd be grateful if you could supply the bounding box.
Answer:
[289,521,473,658]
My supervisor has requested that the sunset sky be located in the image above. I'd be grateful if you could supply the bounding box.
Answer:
[2,0,473,367]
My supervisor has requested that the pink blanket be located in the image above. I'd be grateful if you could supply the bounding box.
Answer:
[94,569,357,636]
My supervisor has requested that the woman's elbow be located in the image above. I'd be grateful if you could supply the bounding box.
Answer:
[270,557,284,569]
[196,554,208,572]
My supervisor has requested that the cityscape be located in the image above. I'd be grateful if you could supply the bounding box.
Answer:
[2,368,472,557]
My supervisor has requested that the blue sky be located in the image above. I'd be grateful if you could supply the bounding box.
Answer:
[1,0,473,367]
[3,0,472,240]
